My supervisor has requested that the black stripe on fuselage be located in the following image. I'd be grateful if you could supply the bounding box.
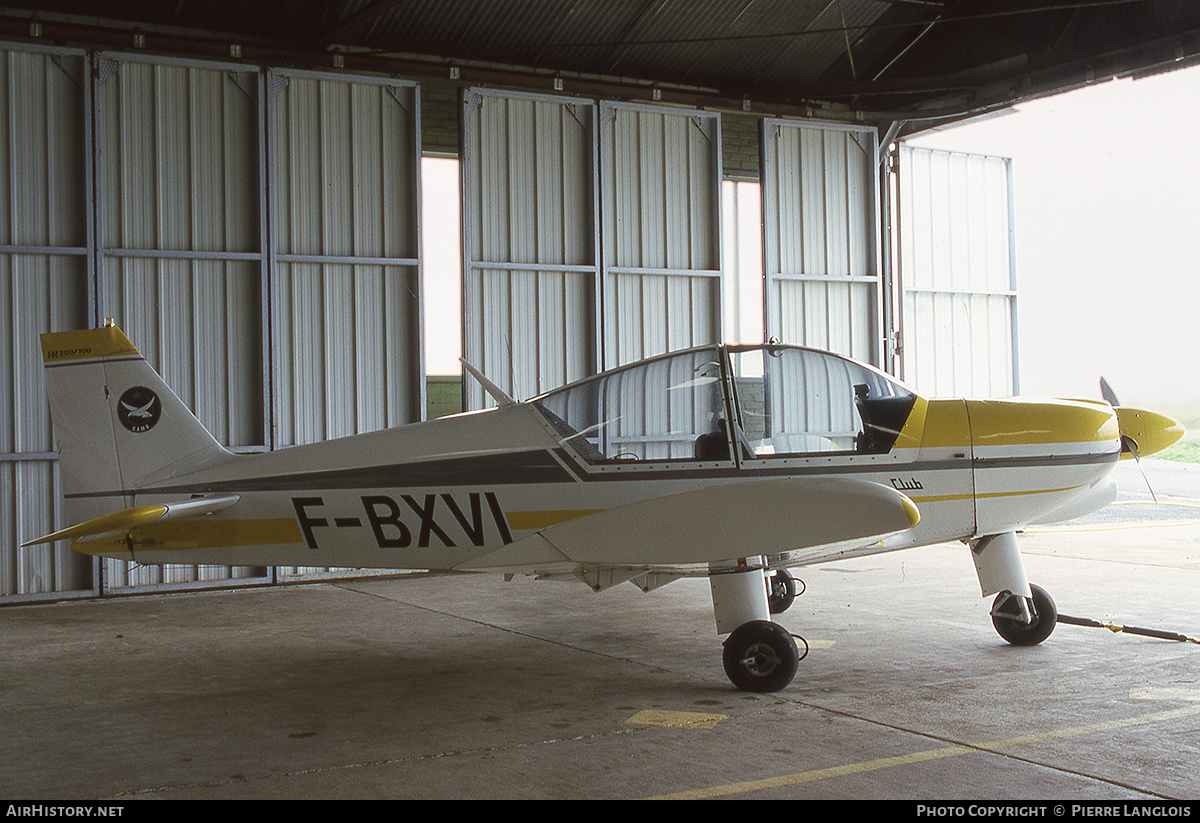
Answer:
[68,445,1118,499]
[549,445,1119,482]
[67,450,575,499]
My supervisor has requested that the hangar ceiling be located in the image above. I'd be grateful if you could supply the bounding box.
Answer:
[3,0,1200,132]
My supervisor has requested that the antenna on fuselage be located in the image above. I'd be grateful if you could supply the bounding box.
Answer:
[461,358,517,407]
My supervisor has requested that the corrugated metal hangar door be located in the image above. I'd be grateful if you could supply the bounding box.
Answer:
[761,118,882,366]
[264,68,423,581]
[599,102,723,369]
[94,55,265,590]
[267,70,423,450]
[0,43,424,599]
[896,145,1018,397]
[1,46,90,599]
[462,91,723,406]
[460,88,600,408]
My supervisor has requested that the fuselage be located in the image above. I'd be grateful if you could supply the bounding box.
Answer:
[90,388,1122,572]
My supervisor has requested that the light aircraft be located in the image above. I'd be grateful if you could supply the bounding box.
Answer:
[27,324,1183,692]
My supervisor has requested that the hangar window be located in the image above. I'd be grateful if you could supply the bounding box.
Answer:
[533,348,730,463]
[728,346,916,456]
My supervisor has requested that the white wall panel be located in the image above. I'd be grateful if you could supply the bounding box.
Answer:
[267,71,422,580]
[464,95,721,400]
[762,119,880,365]
[897,145,1017,397]
[1,257,91,597]
[600,102,722,368]
[461,89,598,408]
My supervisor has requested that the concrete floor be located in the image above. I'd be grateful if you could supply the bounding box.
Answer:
[2,461,1198,800]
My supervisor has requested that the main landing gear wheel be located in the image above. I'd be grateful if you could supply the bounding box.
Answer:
[992,583,1057,646]
[767,569,798,614]
[722,620,800,692]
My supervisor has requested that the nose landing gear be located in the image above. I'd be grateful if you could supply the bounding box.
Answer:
[972,531,1058,646]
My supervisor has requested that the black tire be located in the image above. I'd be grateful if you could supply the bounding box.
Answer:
[722,620,799,692]
[992,583,1057,646]
[767,569,797,614]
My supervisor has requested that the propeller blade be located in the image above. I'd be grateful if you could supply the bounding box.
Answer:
[1101,378,1182,504]
[1100,376,1120,407]
[1122,434,1159,503]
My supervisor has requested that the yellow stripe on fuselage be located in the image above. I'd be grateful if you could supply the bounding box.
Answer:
[908,483,1086,505]
[73,518,303,553]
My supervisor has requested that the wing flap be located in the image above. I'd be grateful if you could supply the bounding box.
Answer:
[459,478,918,574]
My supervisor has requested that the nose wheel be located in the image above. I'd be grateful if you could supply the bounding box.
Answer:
[991,583,1057,646]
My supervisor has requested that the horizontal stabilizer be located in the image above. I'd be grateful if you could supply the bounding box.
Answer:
[22,495,240,547]
[460,478,918,573]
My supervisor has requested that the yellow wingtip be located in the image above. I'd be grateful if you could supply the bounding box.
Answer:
[900,493,921,528]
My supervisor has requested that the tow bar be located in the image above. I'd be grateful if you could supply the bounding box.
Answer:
[1058,614,1200,644]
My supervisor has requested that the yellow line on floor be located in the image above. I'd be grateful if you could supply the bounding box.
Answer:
[647,704,1200,800]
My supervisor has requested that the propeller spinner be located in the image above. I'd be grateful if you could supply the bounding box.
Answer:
[1100,377,1185,503]
[1100,377,1184,460]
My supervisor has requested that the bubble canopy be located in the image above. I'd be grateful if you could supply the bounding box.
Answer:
[531,344,917,465]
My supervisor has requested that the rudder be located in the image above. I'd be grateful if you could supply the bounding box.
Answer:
[41,325,232,524]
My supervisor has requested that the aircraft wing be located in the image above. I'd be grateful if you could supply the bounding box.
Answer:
[22,495,240,547]
[457,477,919,576]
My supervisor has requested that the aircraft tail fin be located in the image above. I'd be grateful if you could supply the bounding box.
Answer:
[40,325,233,523]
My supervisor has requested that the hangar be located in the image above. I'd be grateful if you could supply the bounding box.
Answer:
[3,0,1198,600]
[2,0,1199,801]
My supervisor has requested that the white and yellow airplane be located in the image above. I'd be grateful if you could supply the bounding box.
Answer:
[27,324,1183,692]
